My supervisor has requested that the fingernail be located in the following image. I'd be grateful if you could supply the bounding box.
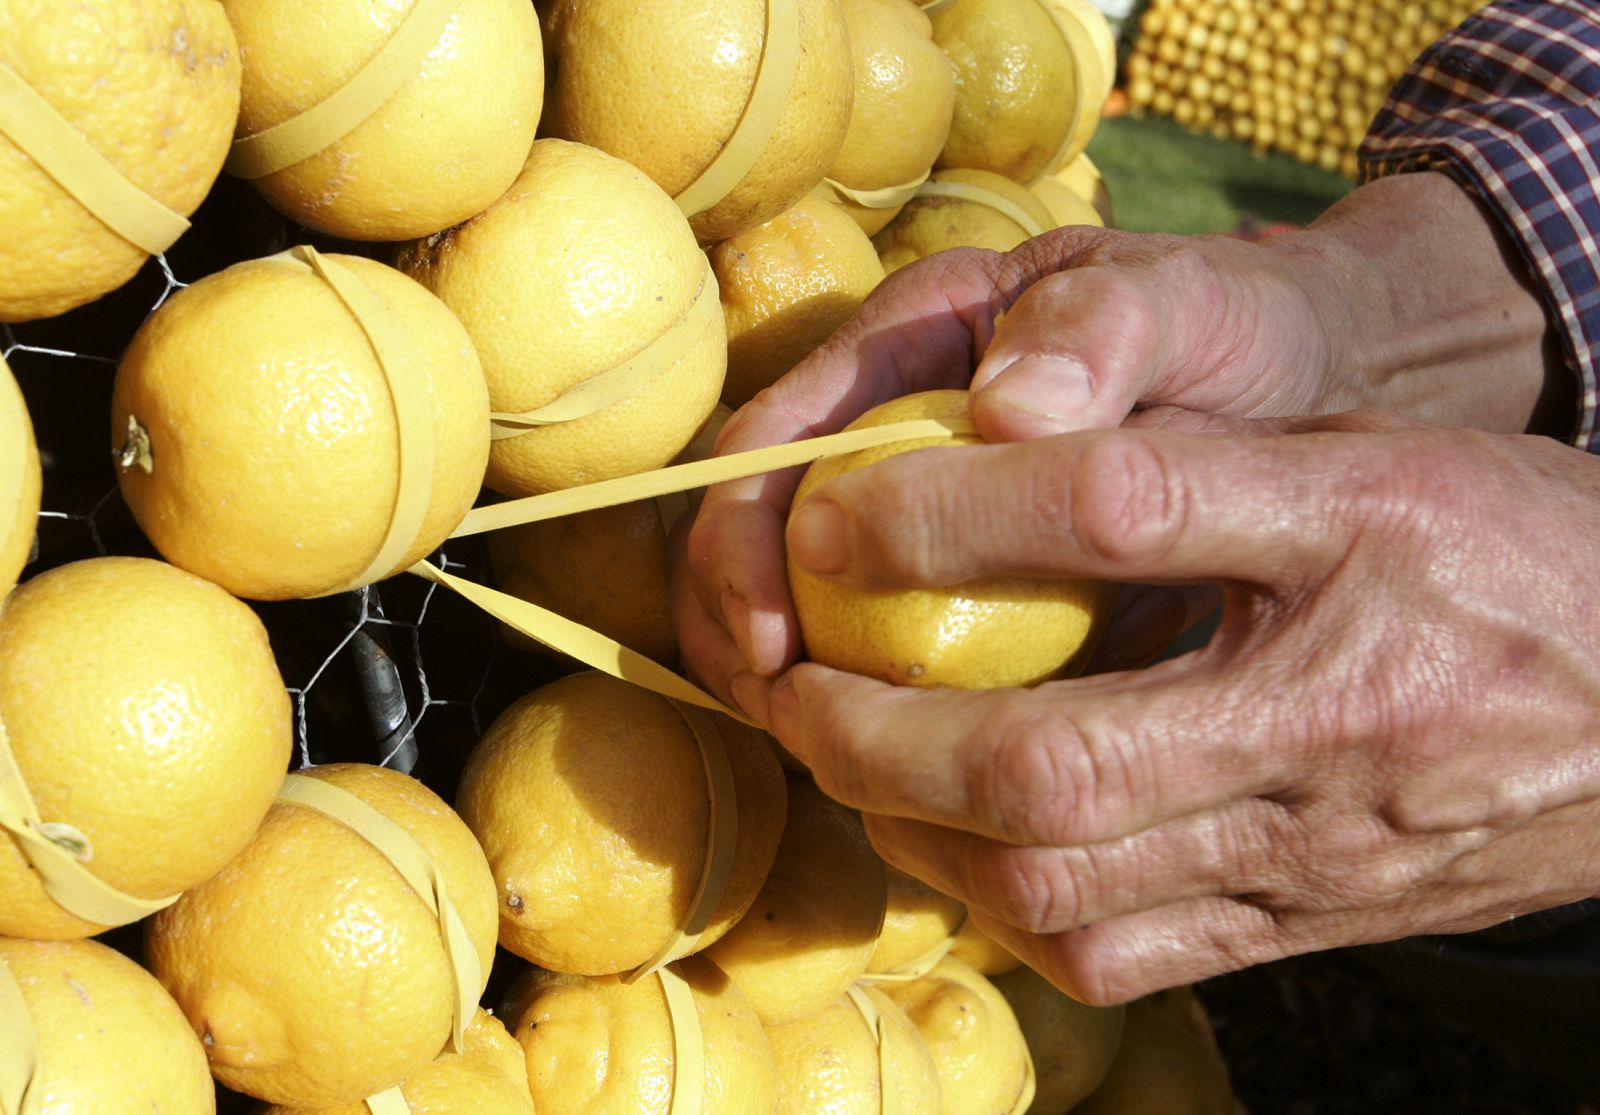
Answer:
[729,673,771,728]
[766,673,802,753]
[1103,588,1186,669]
[787,499,851,575]
[980,355,1093,418]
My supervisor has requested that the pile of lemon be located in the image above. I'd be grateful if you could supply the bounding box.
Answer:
[1,0,1241,1112]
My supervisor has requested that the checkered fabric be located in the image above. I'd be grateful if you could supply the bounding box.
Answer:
[1360,0,1600,451]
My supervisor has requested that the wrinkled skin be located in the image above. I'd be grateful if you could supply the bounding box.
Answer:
[673,170,1600,1003]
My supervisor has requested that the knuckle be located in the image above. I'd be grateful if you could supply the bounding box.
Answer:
[967,848,1085,935]
[1069,434,1188,568]
[974,709,1094,846]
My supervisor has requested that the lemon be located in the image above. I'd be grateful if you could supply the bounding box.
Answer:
[1073,992,1239,1115]
[260,1009,537,1115]
[993,964,1126,1111]
[931,0,1078,183]
[867,865,965,976]
[0,937,215,1114]
[398,138,723,497]
[874,169,1056,274]
[823,0,957,236]
[223,0,543,240]
[788,390,1114,688]
[703,778,888,1024]
[881,956,1032,1115]
[504,955,780,1115]
[713,191,886,408]
[538,0,855,244]
[0,557,290,940]
[456,671,788,976]
[111,251,490,602]
[145,763,500,1107]
[1050,151,1114,224]
[950,914,1023,975]
[0,0,239,322]
[766,986,943,1113]
[1035,0,1115,175]
[1,354,39,595]
[1029,173,1106,229]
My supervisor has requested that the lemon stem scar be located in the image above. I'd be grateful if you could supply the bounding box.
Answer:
[115,415,154,474]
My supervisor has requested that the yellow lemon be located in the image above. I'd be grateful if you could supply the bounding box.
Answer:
[765,986,943,1113]
[703,779,888,1024]
[866,866,965,976]
[0,937,215,1114]
[788,390,1114,688]
[455,671,788,976]
[1051,151,1114,225]
[881,956,1033,1115]
[0,0,239,321]
[822,0,957,236]
[504,955,780,1115]
[1073,992,1240,1115]
[145,763,500,1107]
[111,251,490,601]
[0,557,290,940]
[538,0,855,244]
[874,169,1056,274]
[398,138,723,497]
[1034,0,1115,175]
[1029,173,1106,229]
[993,964,1126,1111]
[222,0,543,240]
[260,1009,537,1115]
[1,355,40,595]
[713,191,886,408]
[950,913,1023,975]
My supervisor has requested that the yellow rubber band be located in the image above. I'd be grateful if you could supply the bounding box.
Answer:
[659,966,705,1115]
[625,703,740,982]
[0,712,179,928]
[268,246,437,595]
[1011,1046,1038,1115]
[275,774,480,1053]
[1034,0,1095,180]
[226,0,455,179]
[364,1086,410,1115]
[916,180,1048,239]
[846,985,898,1115]
[858,934,957,985]
[489,265,720,439]
[674,0,800,219]
[820,169,930,212]
[0,955,39,1115]
[919,0,957,11]
[0,59,189,255]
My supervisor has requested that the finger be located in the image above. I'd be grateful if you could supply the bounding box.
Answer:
[682,497,798,679]
[766,663,1298,847]
[1087,583,1222,673]
[669,517,775,723]
[785,424,1357,593]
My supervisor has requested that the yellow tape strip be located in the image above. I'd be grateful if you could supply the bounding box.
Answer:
[916,180,1048,240]
[226,0,455,179]
[919,0,958,11]
[674,0,800,219]
[275,774,480,1053]
[365,1086,410,1115]
[1035,0,1094,180]
[821,169,930,212]
[489,264,720,439]
[269,246,437,595]
[1011,1045,1038,1115]
[0,955,39,1115]
[659,966,705,1115]
[858,933,957,986]
[624,703,740,982]
[0,59,189,255]
[451,417,977,538]
[846,985,899,1115]
[0,712,179,928]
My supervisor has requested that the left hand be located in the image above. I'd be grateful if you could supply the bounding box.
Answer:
[763,409,1600,1003]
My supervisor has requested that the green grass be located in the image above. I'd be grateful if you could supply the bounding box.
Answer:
[1086,113,1354,235]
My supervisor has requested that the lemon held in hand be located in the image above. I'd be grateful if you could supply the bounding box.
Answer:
[787,389,1113,689]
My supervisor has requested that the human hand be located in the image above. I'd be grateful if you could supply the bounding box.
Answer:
[755,410,1600,1003]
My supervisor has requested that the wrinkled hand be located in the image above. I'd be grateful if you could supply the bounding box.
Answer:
[755,410,1600,1002]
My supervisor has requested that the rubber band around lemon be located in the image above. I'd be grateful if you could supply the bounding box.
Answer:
[859,933,959,986]
[0,955,39,1115]
[226,0,455,179]
[660,965,706,1115]
[820,169,930,212]
[674,0,800,219]
[915,180,1049,239]
[1034,0,1097,180]
[846,985,902,1115]
[274,774,480,1054]
[0,59,189,255]
[364,1086,410,1115]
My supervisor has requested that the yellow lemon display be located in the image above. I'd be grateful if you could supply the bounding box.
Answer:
[145,763,500,1108]
[398,138,723,497]
[111,251,490,601]
[822,0,957,235]
[456,671,788,976]
[261,1009,537,1115]
[703,779,888,1024]
[0,937,215,1114]
[713,191,886,408]
[0,557,290,941]
[538,0,855,244]
[874,168,1056,274]
[867,865,966,976]
[505,956,780,1115]
[994,964,1126,1112]
[0,0,239,321]
[1,355,39,595]
[789,390,1114,688]
[222,0,544,240]
[765,986,943,1113]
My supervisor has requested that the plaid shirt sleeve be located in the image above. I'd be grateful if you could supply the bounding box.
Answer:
[1358,0,1600,452]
